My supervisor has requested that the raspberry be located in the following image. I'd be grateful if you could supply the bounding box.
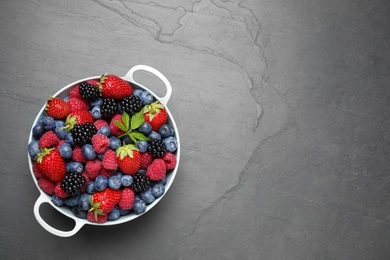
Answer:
[100,168,115,178]
[33,164,45,179]
[146,158,166,181]
[85,159,102,180]
[140,152,153,169]
[109,114,126,136]
[161,152,177,170]
[87,211,108,223]
[55,182,69,198]
[68,85,83,99]
[94,119,109,130]
[72,145,88,163]
[102,150,118,170]
[118,188,135,210]
[38,177,56,195]
[68,98,90,112]
[92,133,110,153]
[39,130,60,148]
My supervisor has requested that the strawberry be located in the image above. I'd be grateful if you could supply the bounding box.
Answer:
[45,96,71,119]
[89,188,122,220]
[116,144,141,175]
[87,211,108,223]
[143,101,168,132]
[62,110,94,131]
[35,148,66,182]
[67,98,90,112]
[99,74,133,99]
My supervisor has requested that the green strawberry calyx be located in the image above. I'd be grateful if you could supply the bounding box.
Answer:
[143,101,165,121]
[36,148,54,163]
[116,144,139,160]
[89,196,104,221]
[98,73,108,93]
[60,114,77,132]
[114,111,149,143]
[44,96,55,111]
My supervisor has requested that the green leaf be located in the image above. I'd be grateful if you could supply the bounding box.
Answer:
[131,111,145,130]
[129,134,138,144]
[115,120,128,132]
[130,132,149,141]
[122,111,130,129]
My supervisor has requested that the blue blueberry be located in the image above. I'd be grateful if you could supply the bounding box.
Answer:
[108,175,121,190]
[138,122,152,135]
[91,106,102,119]
[59,143,73,160]
[109,137,121,150]
[98,125,111,137]
[32,124,45,139]
[51,194,64,207]
[133,199,147,214]
[140,188,155,204]
[63,96,69,102]
[137,169,147,176]
[115,170,123,179]
[66,161,84,174]
[86,181,95,194]
[54,120,68,139]
[148,131,161,141]
[28,141,40,160]
[120,135,133,144]
[121,175,133,187]
[163,136,178,153]
[41,116,55,130]
[157,176,167,186]
[71,206,88,219]
[65,133,75,147]
[119,208,132,216]
[136,140,148,153]
[64,195,80,207]
[151,184,165,198]
[140,91,153,104]
[96,153,105,161]
[90,98,103,107]
[82,144,96,160]
[78,193,91,211]
[108,206,121,221]
[94,175,107,191]
[158,124,174,138]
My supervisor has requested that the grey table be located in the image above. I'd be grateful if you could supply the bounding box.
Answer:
[1,0,389,259]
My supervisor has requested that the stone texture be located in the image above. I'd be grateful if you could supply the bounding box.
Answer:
[1,0,389,259]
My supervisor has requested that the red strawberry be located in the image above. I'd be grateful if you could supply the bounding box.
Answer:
[39,130,60,148]
[99,74,133,99]
[45,97,71,119]
[62,110,94,131]
[86,79,99,87]
[118,188,135,210]
[116,144,141,175]
[89,188,122,220]
[67,98,90,112]
[37,177,56,195]
[143,101,168,132]
[87,211,108,223]
[146,158,166,181]
[102,150,118,170]
[35,148,66,182]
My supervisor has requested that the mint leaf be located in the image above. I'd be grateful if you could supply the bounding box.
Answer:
[130,132,149,141]
[129,133,138,143]
[131,111,145,130]
[115,121,128,132]
[122,111,130,129]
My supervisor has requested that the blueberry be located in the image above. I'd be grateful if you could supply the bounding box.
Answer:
[158,124,174,138]
[96,153,105,161]
[32,124,45,138]
[94,175,107,191]
[151,184,165,198]
[121,175,133,187]
[91,106,102,119]
[133,199,147,214]
[90,98,103,107]
[59,143,73,159]
[140,188,155,204]
[157,176,167,186]
[28,141,40,160]
[148,131,161,141]
[78,193,91,211]
[136,140,148,153]
[66,162,84,174]
[115,170,123,179]
[137,169,147,176]
[41,116,55,130]
[163,136,178,153]
[86,181,95,194]
[65,133,75,147]
[82,144,96,160]
[133,89,143,98]
[108,206,121,221]
[140,91,153,105]
[98,125,111,137]
[71,206,88,219]
[63,96,69,102]
[54,120,68,139]
[64,195,80,207]
[120,208,132,216]
[108,175,121,190]
[51,194,64,207]
[138,122,152,135]
[120,135,133,144]
[109,137,121,150]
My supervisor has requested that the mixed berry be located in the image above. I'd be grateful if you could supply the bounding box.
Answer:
[28,74,178,224]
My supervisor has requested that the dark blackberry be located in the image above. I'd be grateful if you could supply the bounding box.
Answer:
[79,81,101,102]
[71,122,97,145]
[61,172,86,196]
[120,95,144,117]
[130,173,151,193]
[147,139,167,158]
[101,98,118,119]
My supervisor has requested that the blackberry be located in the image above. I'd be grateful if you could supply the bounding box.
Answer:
[148,139,167,158]
[61,172,86,196]
[71,122,97,145]
[131,173,151,193]
[79,81,101,102]
[101,98,118,119]
[120,95,144,117]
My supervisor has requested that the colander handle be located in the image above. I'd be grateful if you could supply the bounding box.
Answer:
[124,65,172,106]
[34,194,84,237]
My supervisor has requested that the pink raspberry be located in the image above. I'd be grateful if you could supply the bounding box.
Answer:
[33,164,45,179]
[92,133,110,153]
[39,130,60,148]
[86,79,99,87]
[68,98,90,112]
[38,177,56,195]
[161,152,177,170]
[100,168,115,178]
[109,114,126,136]
[55,182,69,198]
[94,119,109,130]
[118,188,134,210]
[140,152,153,169]
[68,85,83,99]
[87,211,108,223]
[85,159,103,180]
[146,158,166,181]
[102,150,118,170]
[72,145,87,163]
